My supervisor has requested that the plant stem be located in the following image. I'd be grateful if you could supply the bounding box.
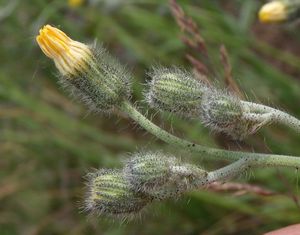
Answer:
[242,101,300,133]
[119,101,300,168]
[196,158,250,186]
[198,156,300,187]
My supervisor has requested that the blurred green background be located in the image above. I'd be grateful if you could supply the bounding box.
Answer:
[1,0,300,234]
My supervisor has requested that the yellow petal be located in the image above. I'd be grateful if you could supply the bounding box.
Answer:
[36,25,92,76]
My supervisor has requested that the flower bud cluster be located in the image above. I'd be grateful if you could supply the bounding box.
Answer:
[146,67,267,140]
[84,151,207,217]
[35,26,264,140]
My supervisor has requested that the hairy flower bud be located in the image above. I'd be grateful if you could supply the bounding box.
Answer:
[259,0,300,23]
[145,67,208,117]
[84,169,150,216]
[200,90,245,138]
[36,25,130,112]
[199,90,271,139]
[123,152,207,200]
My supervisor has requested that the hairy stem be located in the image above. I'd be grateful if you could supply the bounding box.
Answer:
[242,101,300,133]
[119,101,300,168]
[197,154,300,187]
[196,158,251,187]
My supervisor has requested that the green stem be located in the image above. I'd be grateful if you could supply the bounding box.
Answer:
[119,101,300,168]
[198,155,300,187]
[196,158,250,187]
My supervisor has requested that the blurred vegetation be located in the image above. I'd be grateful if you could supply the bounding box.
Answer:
[1,0,300,234]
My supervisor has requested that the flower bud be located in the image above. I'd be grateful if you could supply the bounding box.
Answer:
[36,25,131,112]
[84,169,150,216]
[123,152,207,200]
[200,92,270,140]
[145,67,208,117]
[198,89,268,139]
[259,0,300,23]
[200,90,245,139]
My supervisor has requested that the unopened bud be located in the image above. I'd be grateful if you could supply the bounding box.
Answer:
[36,25,131,112]
[124,152,207,200]
[146,67,208,117]
[84,169,150,216]
[200,90,242,131]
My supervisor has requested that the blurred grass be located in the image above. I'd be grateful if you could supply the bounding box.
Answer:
[1,0,300,234]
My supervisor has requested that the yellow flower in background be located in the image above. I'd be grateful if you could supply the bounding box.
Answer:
[36,25,92,76]
[68,0,84,8]
[259,1,287,23]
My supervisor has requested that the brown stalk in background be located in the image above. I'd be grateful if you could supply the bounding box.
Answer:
[207,181,275,196]
[169,0,244,98]
[169,0,211,84]
[220,45,244,98]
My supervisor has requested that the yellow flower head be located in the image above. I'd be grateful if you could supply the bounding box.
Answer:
[68,0,84,8]
[36,25,92,76]
[259,1,287,23]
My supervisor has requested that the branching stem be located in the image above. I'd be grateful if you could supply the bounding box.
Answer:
[119,101,300,169]
[196,158,251,187]
[241,101,300,133]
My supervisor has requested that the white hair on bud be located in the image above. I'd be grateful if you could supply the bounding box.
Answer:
[145,66,209,118]
[123,151,207,200]
[58,43,131,113]
[83,169,150,218]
